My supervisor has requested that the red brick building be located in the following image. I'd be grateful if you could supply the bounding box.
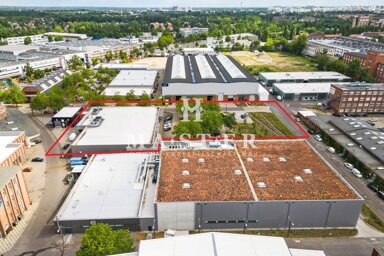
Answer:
[329,83,384,114]
[343,50,384,82]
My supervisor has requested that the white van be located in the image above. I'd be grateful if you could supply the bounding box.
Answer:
[352,168,362,178]
[69,133,77,142]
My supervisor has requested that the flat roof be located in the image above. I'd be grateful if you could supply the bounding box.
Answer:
[53,107,82,119]
[0,131,24,164]
[75,107,158,146]
[332,83,384,90]
[56,153,152,221]
[330,117,384,163]
[157,149,255,202]
[157,140,358,202]
[163,54,257,84]
[273,83,332,94]
[93,63,149,70]
[260,72,350,81]
[109,70,157,87]
[0,45,39,53]
[103,87,153,96]
[138,232,294,256]
[237,140,358,201]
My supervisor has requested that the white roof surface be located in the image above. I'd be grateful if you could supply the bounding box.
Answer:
[216,54,246,79]
[138,232,309,256]
[162,82,259,96]
[298,110,317,117]
[94,63,149,70]
[171,55,186,80]
[0,132,23,164]
[109,70,157,87]
[53,107,82,118]
[103,87,153,96]
[57,153,151,221]
[290,248,326,256]
[261,71,350,81]
[273,83,332,94]
[75,107,158,146]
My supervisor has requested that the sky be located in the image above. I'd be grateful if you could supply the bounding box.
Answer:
[0,0,381,8]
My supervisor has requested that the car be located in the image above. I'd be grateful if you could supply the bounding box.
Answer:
[240,113,249,119]
[232,113,239,120]
[326,147,335,154]
[307,129,315,134]
[31,157,44,162]
[352,168,363,178]
[314,135,322,141]
[164,115,173,122]
[295,118,301,122]
[377,191,384,200]
[332,113,341,117]
[63,144,70,150]
[368,184,379,193]
[344,163,354,170]
[33,139,42,144]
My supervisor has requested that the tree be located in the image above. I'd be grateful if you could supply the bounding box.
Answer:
[23,63,34,78]
[48,88,67,111]
[225,35,231,42]
[33,69,45,79]
[223,114,236,129]
[201,111,223,135]
[173,120,203,138]
[54,35,64,41]
[30,93,48,114]
[24,36,32,45]
[77,223,134,256]
[249,40,260,52]
[125,90,136,101]
[105,51,114,62]
[346,58,363,81]
[68,55,84,71]
[287,33,307,55]
[2,86,26,106]
[47,35,54,42]
[314,53,329,71]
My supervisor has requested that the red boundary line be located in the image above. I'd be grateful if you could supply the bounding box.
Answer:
[46,99,309,157]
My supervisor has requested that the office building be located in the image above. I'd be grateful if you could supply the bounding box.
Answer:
[343,50,384,82]
[272,83,333,101]
[162,54,269,101]
[259,72,351,87]
[0,166,31,237]
[51,107,83,128]
[179,27,209,37]
[328,83,384,114]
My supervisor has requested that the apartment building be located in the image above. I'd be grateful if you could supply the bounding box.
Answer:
[328,83,384,114]
[179,27,209,37]
[0,166,31,237]
[0,131,27,167]
[376,63,384,83]
[343,50,384,82]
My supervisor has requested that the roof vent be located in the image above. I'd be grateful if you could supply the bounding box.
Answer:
[303,168,312,174]
[371,136,378,140]
[350,133,357,136]
[356,137,363,140]
[262,157,270,162]
[198,158,205,163]
[371,147,377,150]
[257,182,266,188]
[181,170,190,176]
[182,183,191,189]
[181,158,189,163]
[246,157,254,162]
[294,176,303,182]
[234,170,242,175]
[278,157,286,162]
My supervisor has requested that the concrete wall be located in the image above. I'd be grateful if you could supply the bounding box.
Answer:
[156,202,195,230]
[56,217,154,233]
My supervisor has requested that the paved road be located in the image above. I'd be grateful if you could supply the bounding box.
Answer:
[286,237,384,256]
[9,116,71,256]
[308,136,384,220]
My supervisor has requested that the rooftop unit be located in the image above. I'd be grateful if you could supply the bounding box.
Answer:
[182,183,191,189]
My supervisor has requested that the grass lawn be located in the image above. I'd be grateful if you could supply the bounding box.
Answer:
[229,51,317,75]
[191,228,357,238]
[135,231,165,241]
[250,112,294,136]
[233,122,275,137]
[361,204,384,232]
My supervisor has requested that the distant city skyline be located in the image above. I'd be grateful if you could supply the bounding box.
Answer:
[0,0,383,8]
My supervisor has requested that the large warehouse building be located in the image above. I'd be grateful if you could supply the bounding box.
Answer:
[155,140,363,231]
[103,69,158,97]
[71,106,159,153]
[55,153,156,233]
[162,54,269,101]
[259,72,351,87]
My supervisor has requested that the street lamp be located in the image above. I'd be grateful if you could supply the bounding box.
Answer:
[287,217,294,237]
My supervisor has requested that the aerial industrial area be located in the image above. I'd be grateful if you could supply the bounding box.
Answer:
[0,3,384,256]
